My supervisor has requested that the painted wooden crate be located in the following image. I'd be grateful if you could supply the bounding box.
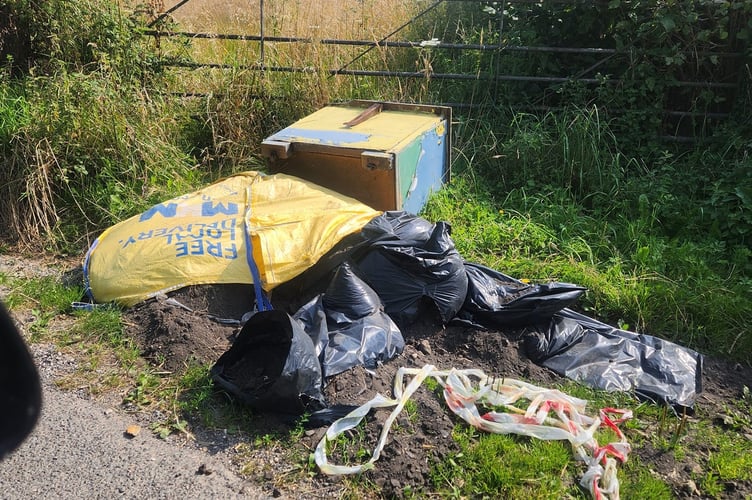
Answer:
[261,100,451,213]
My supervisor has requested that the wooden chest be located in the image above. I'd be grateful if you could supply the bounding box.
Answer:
[261,100,451,213]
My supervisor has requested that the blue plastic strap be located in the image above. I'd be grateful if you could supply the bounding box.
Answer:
[244,186,273,312]
[81,237,99,303]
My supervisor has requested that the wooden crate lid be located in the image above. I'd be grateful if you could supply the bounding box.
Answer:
[266,101,448,153]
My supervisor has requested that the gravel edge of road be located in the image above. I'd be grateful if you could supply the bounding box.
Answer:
[0,341,269,499]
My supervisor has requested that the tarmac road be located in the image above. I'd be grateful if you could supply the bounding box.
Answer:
[0,347,266,500]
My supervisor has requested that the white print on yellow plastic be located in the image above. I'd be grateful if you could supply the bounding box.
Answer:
[85,171,379,306]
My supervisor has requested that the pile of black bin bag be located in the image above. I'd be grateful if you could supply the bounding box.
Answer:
[210,212,702,421]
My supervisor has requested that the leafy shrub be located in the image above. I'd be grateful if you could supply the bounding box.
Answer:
[1,0,162,80]
[408,0,751,153]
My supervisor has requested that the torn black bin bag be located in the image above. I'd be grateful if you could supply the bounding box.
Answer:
[360,211,436,247]
[354,212,468,326]
[454,262,587,328]
[272,212,434,314]
[271,231,370,313]
[211,309,325,415]
[294,261,404,379]
[523,308,703,413]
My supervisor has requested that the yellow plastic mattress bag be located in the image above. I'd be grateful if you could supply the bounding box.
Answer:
[83,171,380,306]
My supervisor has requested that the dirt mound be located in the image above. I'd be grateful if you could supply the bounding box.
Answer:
[124,284,752,498]
[125,285,254,373]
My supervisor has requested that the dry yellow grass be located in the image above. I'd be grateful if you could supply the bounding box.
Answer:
[152,0,428,68]
[145,0,436,105]
[167,0,421,39]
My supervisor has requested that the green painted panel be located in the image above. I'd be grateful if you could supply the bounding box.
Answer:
[396,138,422,200]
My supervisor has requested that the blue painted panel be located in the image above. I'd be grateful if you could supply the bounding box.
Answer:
[268,127,371,146]
[402,124,447,214]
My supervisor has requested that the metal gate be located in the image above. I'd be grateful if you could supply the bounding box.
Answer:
[140,0,748,142]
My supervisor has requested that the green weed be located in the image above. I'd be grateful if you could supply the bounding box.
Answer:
[1,275,82,340]
[174,362,254,433]
[692,423,752,498]
[327,419,372,465]
[701,472,725,498]
[706,433,752,482]
[619,459,675,499]
[2,275,81,312]
[124,371,162,407]
[432,425,579,498]
[403,398,419,425]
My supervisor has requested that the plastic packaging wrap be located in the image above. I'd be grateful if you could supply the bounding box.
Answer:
[210,309,325,415]
[455,262,586,328]
[360,210,436,247]
[523,308,703,413]
[315,364,632,500]
[355,212,468,325]
[84,171,378,306]
[294,262,404,378]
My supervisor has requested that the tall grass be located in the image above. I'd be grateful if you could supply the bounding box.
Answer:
[0,69,204,249]
[170,0,414,38]
[155,0,430,102]
[424,106,751,358]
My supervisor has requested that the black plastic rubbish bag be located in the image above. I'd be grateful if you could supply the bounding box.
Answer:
[211,309,325,415]
[523,308,703,413]
[360,210,436,247]
[270,231,370,313]
[455,262,587,328]
[355,212,468,326]
[294,262,404,378]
